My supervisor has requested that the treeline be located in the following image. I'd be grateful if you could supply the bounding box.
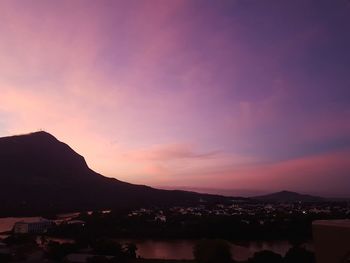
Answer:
[194,239,314,263]
[47,210,323,242]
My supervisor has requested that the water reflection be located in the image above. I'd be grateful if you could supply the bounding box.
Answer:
[0,217,312,262]
[116,239,312,261]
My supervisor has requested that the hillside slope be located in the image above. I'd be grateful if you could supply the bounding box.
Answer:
[0,131,229,216]
[253,190,324,202]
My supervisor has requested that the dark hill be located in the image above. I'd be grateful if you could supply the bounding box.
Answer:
[252,190,324,202]
[0,131,231,216]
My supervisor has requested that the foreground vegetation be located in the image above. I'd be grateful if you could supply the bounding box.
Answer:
[1,235,314,263]
[46,200,350,243]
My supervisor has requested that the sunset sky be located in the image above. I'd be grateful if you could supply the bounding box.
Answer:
[0,0,349,197]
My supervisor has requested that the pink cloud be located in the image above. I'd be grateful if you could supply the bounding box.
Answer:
[127,143,219,161]
[173,150,350,197]
[0,0,348,197]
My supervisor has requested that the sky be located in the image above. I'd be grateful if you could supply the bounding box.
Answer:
[0,0,349,197]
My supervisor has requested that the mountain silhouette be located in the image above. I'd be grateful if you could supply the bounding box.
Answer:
[0,131,229,216]
[252,190,324,202]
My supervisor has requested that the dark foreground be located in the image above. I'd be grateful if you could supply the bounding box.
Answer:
[0,233,315,263]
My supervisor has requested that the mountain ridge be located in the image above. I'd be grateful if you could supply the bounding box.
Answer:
[0,131,233,217]
[252,190,325,202]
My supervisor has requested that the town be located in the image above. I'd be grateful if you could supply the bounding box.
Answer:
[1,199,349,262]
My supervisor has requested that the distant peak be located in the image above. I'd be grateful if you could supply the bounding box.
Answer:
[29,131,55,137]
[253,190,324,202]
[0,131,59,143]
[279,190,296,194]
[22,131,58,141]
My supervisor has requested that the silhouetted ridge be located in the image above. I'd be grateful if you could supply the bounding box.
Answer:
[253,190,324,202]
[0,131,90,182]
[0,132,230,216]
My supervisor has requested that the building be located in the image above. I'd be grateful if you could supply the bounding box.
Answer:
[13,219,54,234]
[312,219,350,263]
[67,220,85,226]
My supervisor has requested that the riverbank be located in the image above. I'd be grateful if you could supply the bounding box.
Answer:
[0,216,313,262]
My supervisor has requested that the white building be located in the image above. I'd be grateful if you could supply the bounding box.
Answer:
[13,218,54,234]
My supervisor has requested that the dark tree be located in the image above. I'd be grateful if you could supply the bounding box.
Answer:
[0,253,12,263]
[123,243,137,259]
[284,246,315,263]
[193,239,232,263]
[249,250,283,263]
[3,234,36,246]
[45,241,77,261]
[92,238,123,256]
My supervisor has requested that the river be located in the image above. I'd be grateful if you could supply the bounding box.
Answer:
[0,217,313,261]
[115,238,313,261]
